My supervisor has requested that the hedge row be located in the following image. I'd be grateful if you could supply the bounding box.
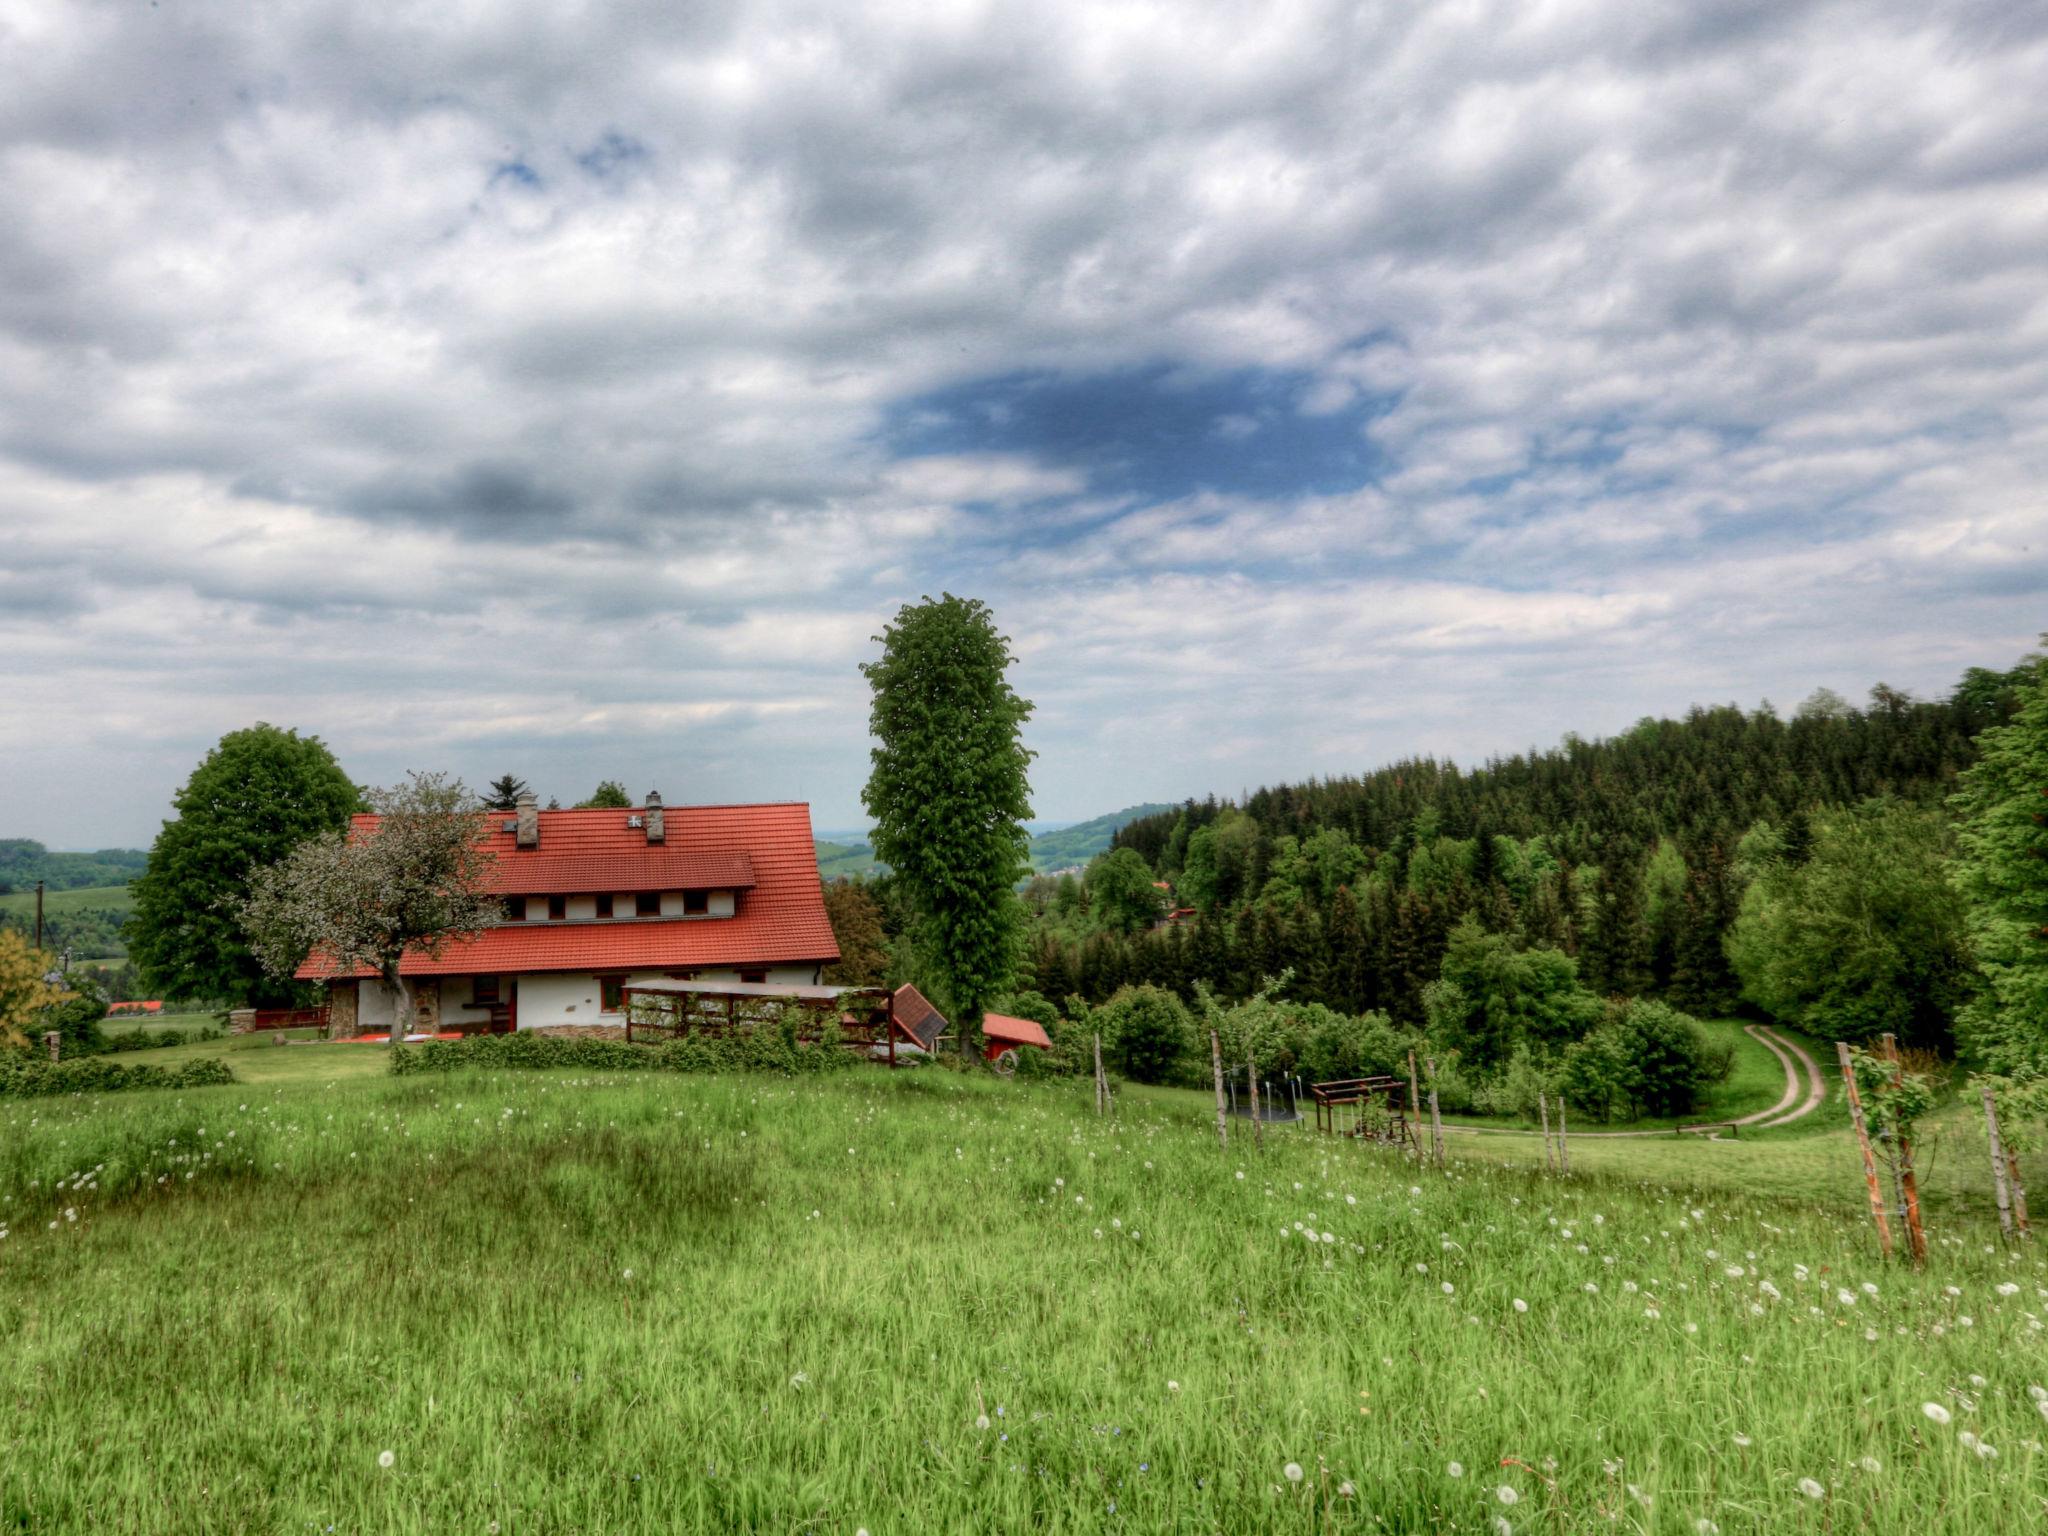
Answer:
[389,1028,866,1078]
[0,1056,237,1098]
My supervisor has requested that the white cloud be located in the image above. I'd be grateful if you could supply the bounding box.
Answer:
[0,0,2044,842]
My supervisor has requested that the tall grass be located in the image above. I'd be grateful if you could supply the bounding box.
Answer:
[2,1066,2044,1533]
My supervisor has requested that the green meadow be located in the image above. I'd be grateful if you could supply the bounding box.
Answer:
[3,1049,2046,1535]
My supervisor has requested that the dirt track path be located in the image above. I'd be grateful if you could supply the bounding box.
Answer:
[1438,1021,1830,1143]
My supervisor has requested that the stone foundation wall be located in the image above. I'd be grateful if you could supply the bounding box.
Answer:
[327,981,359,1038]
[530,1024,630,1042]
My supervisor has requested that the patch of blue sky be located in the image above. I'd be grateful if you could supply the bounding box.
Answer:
[881,361,1397,506]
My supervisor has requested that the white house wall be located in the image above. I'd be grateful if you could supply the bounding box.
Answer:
[510,965,820,1028]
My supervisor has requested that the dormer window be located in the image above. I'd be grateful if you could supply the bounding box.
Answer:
[547,894,567,921]
[634,891,660,917]
[504,896,527,922]
[684,890,709,916]
[595,893,614,918]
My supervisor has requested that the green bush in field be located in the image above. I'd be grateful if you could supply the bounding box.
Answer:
[0,1055,234,1098]
[1092,984,1195,1084]
[1560,999,1729,1122]
[390,1026,864,1078]
[103,1027,183,1053]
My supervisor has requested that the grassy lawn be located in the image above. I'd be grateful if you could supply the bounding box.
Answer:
[0,882,135,922]
[4,1062,2046,1533]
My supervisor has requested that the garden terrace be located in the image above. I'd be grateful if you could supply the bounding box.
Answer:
[622,980,899,1063]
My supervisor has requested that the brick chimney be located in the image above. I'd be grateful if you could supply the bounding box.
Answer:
[644,789,665,845]
[515,790,539,849]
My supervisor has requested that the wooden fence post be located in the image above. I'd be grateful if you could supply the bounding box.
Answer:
[1423,1056,1445,1169]
[1984,1084,2015,1243]
[2007,1149,2032,1239]
[1210,1029,1228,1150]
[1539,1092,1555,1173]
[1836,1041,1895,1261]
[1093,1032,1107,1116]
[1878,1035,1927,1266]
[1248,1056,1264,1152]
[1407,1052,1424,1163]
[1556,1094,1570,1175]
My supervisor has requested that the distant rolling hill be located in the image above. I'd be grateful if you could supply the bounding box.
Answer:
[814,804,1175,880]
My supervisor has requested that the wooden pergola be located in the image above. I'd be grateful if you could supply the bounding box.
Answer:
[619,980,899,1066]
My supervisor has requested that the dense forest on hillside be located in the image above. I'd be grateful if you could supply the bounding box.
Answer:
[0,840,147,893]
[993,660,2033,1051]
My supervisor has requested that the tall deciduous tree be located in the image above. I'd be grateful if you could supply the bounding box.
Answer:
[1086,847,1166,934]
[576,781,632,809]
[129,724,363,1006]
[240,773,501,1045]
[860,594,1034,1055]
[1952,654,2048,1071]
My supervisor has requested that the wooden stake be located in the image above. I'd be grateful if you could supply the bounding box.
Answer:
[1093,1031,1107,1116]
[1879,1034,1927,1267]
[1210,1029,1228,1150]
[1984,1084,2015,1242]
[1423,1056,1444,1169]
[1248,1055,1264,1152]
[1837,1040,1895,1261]
[1407,1051,1424,1162]
[1539,1092,1555,1173]
[2006,1145,2032,1239]
[1556,1094,1570,1175]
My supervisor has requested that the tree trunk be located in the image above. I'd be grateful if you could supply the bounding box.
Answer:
[1210,1029,1228,1150]
[384,963,414,1049]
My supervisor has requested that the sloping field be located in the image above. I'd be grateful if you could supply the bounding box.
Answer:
[2,1061,2044,1533]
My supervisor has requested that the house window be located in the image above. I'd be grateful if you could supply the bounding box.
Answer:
[595,893,614,918]
[683,889,709,916]
[547,894,567,921]
[739,968,768,985]
[634,891,660,917]
[474,975,501,1004]
[599,976,626,1014]
[504,896,527,922]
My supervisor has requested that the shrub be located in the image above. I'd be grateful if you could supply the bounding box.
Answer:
[1092,985,1194,1085]
[390,1024,866,1078]
[0,1056,235,1098]
[104,1028,182,1053]
[1562,1001,1728,1121]
[1472,1045,1555,1119]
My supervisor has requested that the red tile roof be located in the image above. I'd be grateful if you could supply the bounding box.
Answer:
[297,802,838,979]
[982,1012,1053,1049]
[490,851,755,895]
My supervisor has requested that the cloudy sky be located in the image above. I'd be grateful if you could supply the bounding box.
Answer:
[3,0,2045,848]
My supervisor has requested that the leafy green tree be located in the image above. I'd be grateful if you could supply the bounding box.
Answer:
[1180,809,1258,911]
[576,781,632,809]
[1424,917,1600,1075]
[481,775,530,811]
[1094,983,1194,1084]
[129,724,364,1007]
[241,773,502,1046]
[1726,799,1975,1048]
[1086,847,1165,934]
[860,595,1034,1055]
[1952,656,2048,1070]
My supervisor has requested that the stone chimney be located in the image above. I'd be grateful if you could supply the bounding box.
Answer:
[515,790,539,849]
[644,790,665,845]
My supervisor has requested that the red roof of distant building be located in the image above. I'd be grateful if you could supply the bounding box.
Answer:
[982,1012,1053,1049]
[296,802,838,980]
[108,1000,163,1014]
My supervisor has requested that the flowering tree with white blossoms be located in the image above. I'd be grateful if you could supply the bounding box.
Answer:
[241,772,500,1046]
